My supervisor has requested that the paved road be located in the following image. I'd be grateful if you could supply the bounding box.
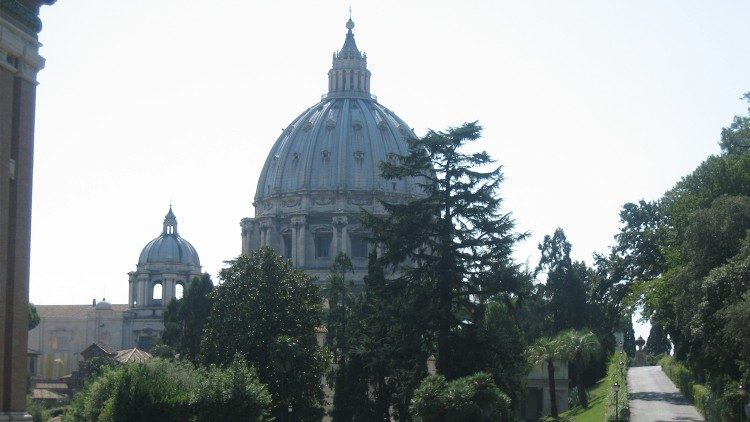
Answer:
[628,366,704,422]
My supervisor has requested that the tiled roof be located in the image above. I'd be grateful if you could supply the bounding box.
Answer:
[31,388,66,400]
[34,382,67,390]
[114,348,152,363]
[82,342,114,356]
[36,304,129,318]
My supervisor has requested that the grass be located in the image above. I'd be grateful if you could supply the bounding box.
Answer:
[559,378,607,422]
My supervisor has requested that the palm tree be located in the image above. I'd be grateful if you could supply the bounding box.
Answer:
[527,336,564,418]
[560,329,601,408]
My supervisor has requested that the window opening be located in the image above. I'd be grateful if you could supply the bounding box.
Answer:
[315,233,332,259]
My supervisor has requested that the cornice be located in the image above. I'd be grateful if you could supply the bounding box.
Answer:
[0,13,44,82]
[0,0,42,35]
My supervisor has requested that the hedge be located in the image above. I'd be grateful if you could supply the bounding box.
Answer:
[605,352,629,421]
[658,355,744,421]
[64,357,272,421]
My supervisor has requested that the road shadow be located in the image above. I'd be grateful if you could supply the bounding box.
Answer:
[629,391,692,405]
[652,418,703,422]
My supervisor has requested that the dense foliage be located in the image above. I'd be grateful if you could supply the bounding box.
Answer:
[659,355,744,421]
[28,303,39,331]
[617,94,750,395]
[355,122,531,416]
[64,358,271,421]
[364,122,527,375]
[409,372,512,421]
[527,334,567,418]
[604,353,628,422]
[200,248,327,421]
[559,329,601,408]
[162,274,214,361]
[643,324,671,356]
[535,229,588,333]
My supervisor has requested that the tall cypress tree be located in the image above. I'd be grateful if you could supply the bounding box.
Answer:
[644,323,671,356]
[364,121,525,377]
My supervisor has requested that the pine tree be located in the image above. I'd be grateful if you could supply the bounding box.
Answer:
[364,121,525,376]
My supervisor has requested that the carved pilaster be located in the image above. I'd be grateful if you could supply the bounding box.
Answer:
[240,217,259,253]
[332,215,348,256]
[259,219,273,248]
[291,215,307,267]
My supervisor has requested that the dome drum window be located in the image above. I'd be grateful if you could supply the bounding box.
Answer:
[350,235,369,259]
[313,228,333,259]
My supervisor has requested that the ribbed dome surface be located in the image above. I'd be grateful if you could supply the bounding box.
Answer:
[255,97,418,201]
[138,235,200,266]
[138,207,200,267]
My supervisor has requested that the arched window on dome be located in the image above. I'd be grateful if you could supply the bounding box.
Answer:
[152,281,163,306]
[175,282,184,300]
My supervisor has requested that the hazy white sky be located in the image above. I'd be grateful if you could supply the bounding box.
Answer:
[31,1,750,338]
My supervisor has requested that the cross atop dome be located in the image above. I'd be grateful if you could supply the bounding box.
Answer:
[327,18,372,98]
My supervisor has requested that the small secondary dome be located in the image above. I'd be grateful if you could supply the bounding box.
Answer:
[138,207,200,267]
[95,299,112,310]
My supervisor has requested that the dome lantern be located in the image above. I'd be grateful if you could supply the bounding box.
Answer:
[162,206,178,235]
[327,18,372,98]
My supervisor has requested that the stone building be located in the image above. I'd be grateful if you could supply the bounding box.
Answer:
[27,208,201,379]
[241,18,424,284]
[0,1,55,419]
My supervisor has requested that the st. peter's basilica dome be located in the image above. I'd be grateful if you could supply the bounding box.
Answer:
[242,19,423,281]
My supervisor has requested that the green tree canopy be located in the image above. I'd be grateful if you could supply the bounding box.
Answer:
[527,335,566,418]
[616,92,750,392]
[535,228,588,333]
[28,303,39,331]
[162,273,214,361]
[200,247,326,421]
[64,357,271,422]
[644,323,671,356]
[409,372,511,422]
[559,329,601,408]
[364,121,526,378]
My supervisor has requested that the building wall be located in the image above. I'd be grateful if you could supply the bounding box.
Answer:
[28,305,128,380]
[524,360,570,419]
[0,1,52,416]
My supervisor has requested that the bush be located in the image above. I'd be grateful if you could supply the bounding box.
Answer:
[64,357,271,421]
[409,372,511,421]
[604,352,629,421]
[658,355,744,421]
[646,353,667,366]
[26,396,45,422]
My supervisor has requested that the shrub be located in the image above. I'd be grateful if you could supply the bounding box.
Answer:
[64,357,271,421]
[409,372,512,421]
[658,355,744,421]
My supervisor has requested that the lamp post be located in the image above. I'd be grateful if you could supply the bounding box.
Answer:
[287,405,293,422]
[740,385,746,422]
[619,360,624,377]
[613,381,620,421]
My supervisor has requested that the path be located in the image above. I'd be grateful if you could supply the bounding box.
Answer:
[628,366,704,422]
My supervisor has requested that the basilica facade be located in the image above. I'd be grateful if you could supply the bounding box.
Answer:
[241,18,424,284]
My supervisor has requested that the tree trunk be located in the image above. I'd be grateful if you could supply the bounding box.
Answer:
[576,360,588,408]
[547,358,558,417]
